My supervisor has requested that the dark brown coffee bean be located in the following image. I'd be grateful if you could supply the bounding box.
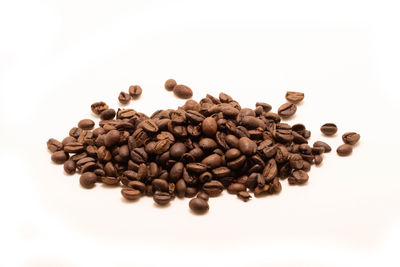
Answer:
[202,117,217,136]
[140,119,159,133]
[312,146,325,155]
[128,181,146,192]
[62,136,76,146]
[104,162,117,177]
[164,79,177,91]
[197,192,209,201]
[175,179,186,198]
[100,109,116,120]
[189,198,209,214]
[238,137,257,155]
[78,119,95,130]
[225,148,241,160]
[313,141,331,153]
[47,138,63,153]
[198,138,218,151]
[278,103,297,118]
[153,191,171,205]
[227,155,246,170]
[154,139,170,155]
[314,155,323,165]
[203,180,224,197]
[80,172,97,189]
[121,188,141,200]
[152,179,169,192]
[288,170,309,185]
[227,183,246,194]
[237,191,251,202]
[342,132,360,145]
[91,101,109,115]
[129,85,142,98]
[291,123,306,134]
[184,187,197,198]
[101,176,120,185]
[51,151,68,164]
[320,123,337,136]
[302,160,311,172]
[212,167,231,178]
[186,162,208,174]
[169,162,184,182]
[262,158,278,182]
[118,91,131,104]
[69,127,83,138]
[289,154,304,169]
[240,116,264,129]
[201,154,222,169]
[275,145,289,164]
[256,102,272,113]
[63,160,76,174]
[337,144,353,156]
[303,130,311,139]
[173,84,193,99]
[285,91,304,103]
[104,130,120,147]
[254,184,270,197]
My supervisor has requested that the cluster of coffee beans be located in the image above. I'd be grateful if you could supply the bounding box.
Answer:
[164,79,193,99]
[118,85,142,104]
[47,83,360,214]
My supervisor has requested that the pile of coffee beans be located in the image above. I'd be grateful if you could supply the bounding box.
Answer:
[47,81,360,214]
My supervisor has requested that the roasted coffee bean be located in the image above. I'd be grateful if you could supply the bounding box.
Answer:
[201,154,222,169]
[47,138,63,153]
[62,136,76,146]
[269,178,282,194]
[175,179,187,198]
[78,119,95,130]
[197,192,209,201]
[212,167,231,178]
[227,155,246,170]
[303,130,311,139]
[262,158,278,182]
[254,185,270,197]
[227,183,246,194]
[169,162,184,182]
[285,91,304,103]
[140,119,159,133]
[312,146,325,155]
[225,148,241,160]
[313,141,331,153]
[121,188,141,200]
[256,102,272,113]
[202,117,217,136]
[80,172,97,189]
[101,176,120,185]
[288,170,309,185]
[100,109,116,120]
[198,138,218,151]
[164,79,177,91]
[173,84,193,99]
[118,91,131,104]
[154,139,170,154]
[289,154,304,169]
[153,191,171,205]
[189,198,209,214]
[314,155,323,165]
[292,123,306,134]
[278,103,297,118]
[238,137,257,155]
[186,162,208,174]
[337,144,353,156]
[237,191,251,202]
[342,132,360,145]
[320,123,337,136]
[69,127,83,138]
[129,85,142,98]
[203,180,224,197]
[51,151,68,164]
[152,179,169,192]
[104,130,120,147]
[302,160,311,172]
[63,160,76,174]
[91,101,109,115]
[128,181,146,192]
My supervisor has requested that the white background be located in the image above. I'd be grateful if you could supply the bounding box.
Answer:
[1,0,400,266]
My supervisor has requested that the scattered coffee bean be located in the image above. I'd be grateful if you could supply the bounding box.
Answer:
[320,123,337,136]
[342,132,360,145]
[100,109,116,120]
[78,119,95,130]
[278,103,297,118]
[47,138,63,153]
[129,85,142,98]
[164,79,177,91]
[118,91,131,104]
[51,151,68,164]
[189,197,209,214]
[63,160,76,174]
[173,84,193,99]
[313,141,331,153]
[91,101,109,115]
[337,144,353,156]
[285,91,304,103]
[80,172,97,189]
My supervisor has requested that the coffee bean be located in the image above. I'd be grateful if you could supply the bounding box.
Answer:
[337,144,353,156]
[62,136,76,146]
[118,91,131,104]
[78,119,95,130]
[342,132,360,145]
[164,79,177,91]
[227,183,246,194]
[238,137,257,155]
[256,102,272,113]
[198,138,218,151]
[289,154,304,170]
[169,142,187,159]
[63,160,76,174]
[189,198,209,214]
[91,101,109,115]
[129,85,142,98]
[173,84,193,99]
[288,170,309,185]
[80,172,97,189]
[237,191,251,202]
[152,179,169,192]
[121,188,141,200]
[47,138,63,153]
[202,117,217,136]
[254,185,270,197]
[100,109,116,120]
[278,103,297,118]
[262,158,278,182]
[285,91,304,103]
[140,119,159,133]
[51,151,68,164]
[313,141,331,153]
[320,123,337,136]
[197,192,209,201]
[101,176,120,185]
[104,130,120,147]
[203,180,224,197]
[201,154,222,169]
[128,181,146,193]
[153,191,171,205]
[314,155,323,165]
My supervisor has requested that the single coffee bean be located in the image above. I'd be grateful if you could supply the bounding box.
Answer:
[152,179,169,192]
[201,154,222,169]
[164,79,177,91]
[314,155,323,165]
[337,144,353,156]
[140,119,159,133]
[320,123,337,136]
[185,187,198,198]
[256,102,272,113]
[313,141,331,153]
[121,188,141,200]
[278,103,297,118]
[101,176,120,185]
[262,158,278,182]
[189,198,209,214]
[51,151,68,164]
[128,181,146,192]
[197,192,209,201]
[78,119,95,130]
[91,101,109,115]
[173,84,193,99]
[289,154,304,170]
[288,170,309,185]
[227,183,246,194]
[80,172,97,189]
[69,127,83,138]
[254,184,270,197]
[169,142,187,159]
[342,132,360,145]
[285,91,304,103]
[237,191,251,202]
[198,138,218,151]
[291,123,306,134]
[202,117,218,136]
[153,191,171,205]
[62,136,76,146]
[203,180,224,197]
[100,109,116,120]
[47,138,63,153]
[238,137,257,155]
[118,91,131,104]
[63,160,76,174]
[104,130,120,147]
[129,85,142,98]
